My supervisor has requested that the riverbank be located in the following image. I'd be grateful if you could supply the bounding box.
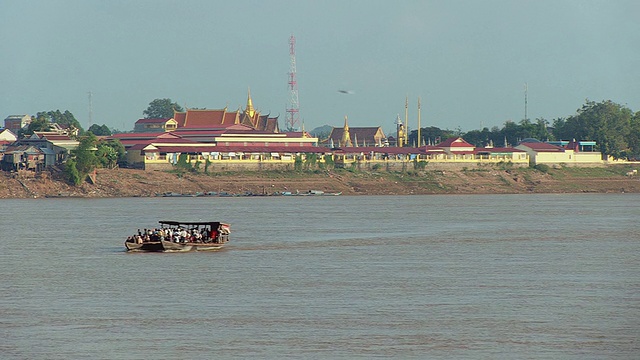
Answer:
[1,164,639,199]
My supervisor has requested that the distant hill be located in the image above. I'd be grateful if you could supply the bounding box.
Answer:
[309,125,333,139]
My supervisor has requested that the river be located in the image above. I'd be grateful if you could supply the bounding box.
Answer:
[1,194,639,359]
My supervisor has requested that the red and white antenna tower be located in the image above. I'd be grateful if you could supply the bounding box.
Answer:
[286,35,300,131]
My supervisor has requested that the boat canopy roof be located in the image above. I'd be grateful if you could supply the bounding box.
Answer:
[159,220,226,227]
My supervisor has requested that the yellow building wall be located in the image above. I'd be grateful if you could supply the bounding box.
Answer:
[534,150,603,165]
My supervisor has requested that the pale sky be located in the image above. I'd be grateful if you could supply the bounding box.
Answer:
[1,0,639,134]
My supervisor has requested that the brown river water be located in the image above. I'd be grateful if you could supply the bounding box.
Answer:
[1,194,639,359]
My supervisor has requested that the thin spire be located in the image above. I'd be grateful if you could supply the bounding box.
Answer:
[341,115,352,147]
[246,87,255,118]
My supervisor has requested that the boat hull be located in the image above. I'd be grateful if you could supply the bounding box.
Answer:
[125,240,225,252]
[160,240,194,252]
[125,241,164,252]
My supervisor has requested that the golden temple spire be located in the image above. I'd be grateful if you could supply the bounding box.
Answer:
[246,87,255,118]
[341,115,352,147]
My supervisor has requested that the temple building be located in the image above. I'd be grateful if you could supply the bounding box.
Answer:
[327,116,386,148]
[133,89,279,133]
[173,89,279,132]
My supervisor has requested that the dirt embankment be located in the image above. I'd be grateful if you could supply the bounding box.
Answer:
[1,166,640,199]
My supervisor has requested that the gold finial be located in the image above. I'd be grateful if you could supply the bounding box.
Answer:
[246,87,255,118]
[342,115,352,147]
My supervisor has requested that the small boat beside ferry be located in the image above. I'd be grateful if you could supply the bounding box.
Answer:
[125,220,230,252]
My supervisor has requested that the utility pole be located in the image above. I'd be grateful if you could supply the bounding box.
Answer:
[88,91,93,129]
[404,96,409,146]
[524,82,528,122]
[417,97,421,147]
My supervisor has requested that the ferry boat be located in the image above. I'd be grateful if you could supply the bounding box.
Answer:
[125,221,230,252]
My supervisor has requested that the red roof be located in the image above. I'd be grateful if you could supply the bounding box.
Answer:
[110,132,165,139]
[435,137,474,148]
[475,147,526,153]
[135,118,171,124]
[180,109,227,128]
[174,123,254,134]
[333,146,441,155]
[222,111,238,125]
[146,145,328,154]
[519,142,565,152]
[174,112,186,126]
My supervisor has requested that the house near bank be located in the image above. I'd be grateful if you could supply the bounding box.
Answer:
[0,145,45,171]
[133,118,178,133]
[14,133,79,165]
[435,137,475,154]
[516,139,603,166]
[0,128,17,142]
[4,115,32,134]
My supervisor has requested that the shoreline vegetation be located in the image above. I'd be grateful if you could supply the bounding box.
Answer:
[1,164,640,199]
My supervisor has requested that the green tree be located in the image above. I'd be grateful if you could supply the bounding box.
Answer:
[88,124,112,136]
[20,114,52,137]
[66,133,99,185]
[37,110,83,135]
[143,98,184,119]
[463,127,491,147]
[533,118,553,141]
[95,139,125,168]
[560,100,632,158]
[502,120,519,146]
[64,159,82,186]
[414,126,456,146]
[627,111,640,159]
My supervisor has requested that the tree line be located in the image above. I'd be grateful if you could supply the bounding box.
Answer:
[19,110,115,137]
[409,99,640,160]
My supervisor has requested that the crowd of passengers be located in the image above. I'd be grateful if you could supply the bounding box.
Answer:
[127,225,220,244]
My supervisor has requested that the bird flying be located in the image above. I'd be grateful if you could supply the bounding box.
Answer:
[338,90,354,94]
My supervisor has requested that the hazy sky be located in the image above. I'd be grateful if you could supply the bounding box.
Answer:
[2,0,639,134]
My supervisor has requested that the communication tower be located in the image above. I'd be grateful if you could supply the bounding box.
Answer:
[286,35,300,131]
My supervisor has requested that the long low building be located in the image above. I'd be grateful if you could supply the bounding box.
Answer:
[109,130,537,171]
[516,140,604,165]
